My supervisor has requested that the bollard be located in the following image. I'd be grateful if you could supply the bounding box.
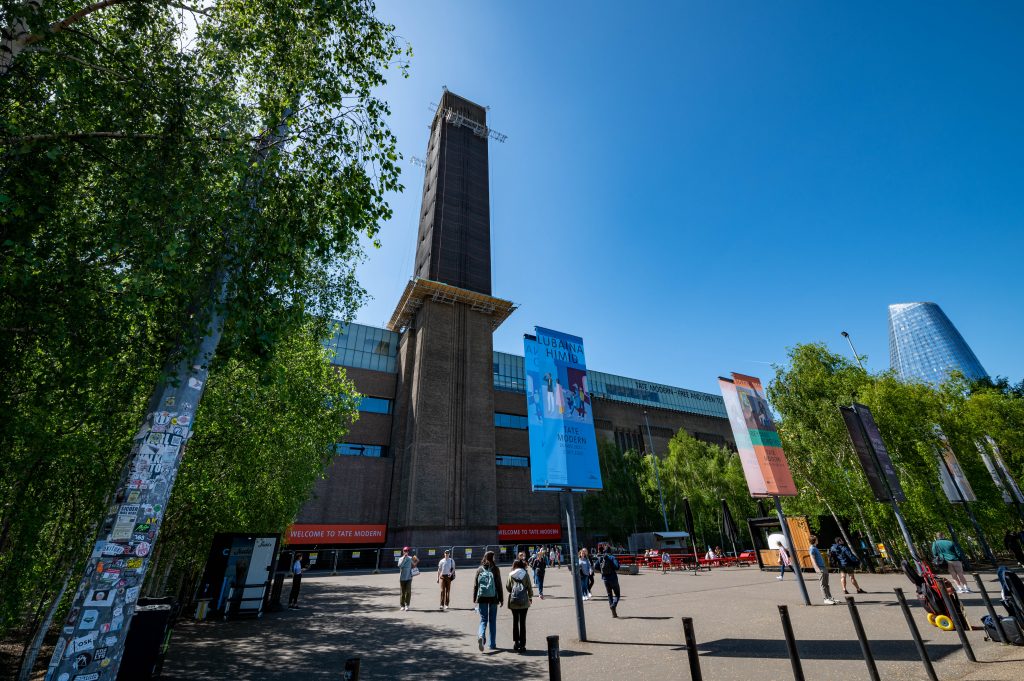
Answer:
[845,597,880,681]
[681,617,704,681]
[894,588,939,681]
[973,572,1008,644]
[343,657,360,680]
[777,605,805,681]
[547,635,561,681]
[937,579,976,662]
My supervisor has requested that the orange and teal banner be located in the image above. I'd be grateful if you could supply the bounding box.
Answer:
[718,373,797,497]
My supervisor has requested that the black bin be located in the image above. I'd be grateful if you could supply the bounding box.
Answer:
[116,598,176,680]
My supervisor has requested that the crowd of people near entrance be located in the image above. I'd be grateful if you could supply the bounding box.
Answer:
[278,526,1024,654]
[382,544,624,653]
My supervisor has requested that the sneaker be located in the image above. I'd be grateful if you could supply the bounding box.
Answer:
[611,606,618,618]
[962,586,972,593]
[478,636,484,652]
[776,576,784,580]
[824,598,837,605]
[856,588,866,594]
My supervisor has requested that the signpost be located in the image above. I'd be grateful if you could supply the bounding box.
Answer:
[719,374,809,606]
[524,327,603,641]
[839,403,919,563]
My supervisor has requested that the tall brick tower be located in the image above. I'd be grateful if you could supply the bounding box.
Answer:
[386,90,515,547]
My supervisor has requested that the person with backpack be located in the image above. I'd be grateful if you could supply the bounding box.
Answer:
[437,549,456,610]
[472,550,504,652]
[578,548,594,599]
[775,540,791,580]
[828,537,865,595]
[597,545,621,617]
[505,558,534,652]
[531,548,548,599]
[931,531,969,593]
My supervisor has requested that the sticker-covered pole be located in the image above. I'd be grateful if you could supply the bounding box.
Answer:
[46,116,290,681]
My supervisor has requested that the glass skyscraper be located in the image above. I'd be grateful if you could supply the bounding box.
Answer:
[888,302,988,384]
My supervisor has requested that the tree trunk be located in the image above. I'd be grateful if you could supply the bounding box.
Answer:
[18,566,72,681]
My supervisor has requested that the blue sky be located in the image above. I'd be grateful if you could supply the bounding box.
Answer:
[355,1,1024,394]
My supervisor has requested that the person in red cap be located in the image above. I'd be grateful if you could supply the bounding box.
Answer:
[397,547,419,611]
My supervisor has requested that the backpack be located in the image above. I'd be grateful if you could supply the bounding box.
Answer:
[476,566,496,599]
[509,576,528,606]
[600,554,618,577]
[982,614,1024,645]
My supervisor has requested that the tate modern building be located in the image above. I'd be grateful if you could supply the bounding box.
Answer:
[289,91,735,550]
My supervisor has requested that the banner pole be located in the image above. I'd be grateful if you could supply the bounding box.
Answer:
[774,495,811,606]
[562,490,587,641]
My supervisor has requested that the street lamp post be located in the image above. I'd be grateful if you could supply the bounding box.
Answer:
[840,331,866,371]
[643,410,670,532]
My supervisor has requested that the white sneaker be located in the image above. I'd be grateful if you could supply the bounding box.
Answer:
[824,598,837,605]
[962,586,972,593]
[777,576,784,580]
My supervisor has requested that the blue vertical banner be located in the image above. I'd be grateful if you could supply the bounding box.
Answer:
[524,327,603,491]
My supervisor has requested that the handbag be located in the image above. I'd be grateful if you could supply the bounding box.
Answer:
[411,567,420,577]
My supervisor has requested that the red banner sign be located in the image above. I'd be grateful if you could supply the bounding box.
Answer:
[286,524,386,545]
[498,524,562,542]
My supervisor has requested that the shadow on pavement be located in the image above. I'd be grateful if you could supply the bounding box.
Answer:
[699,637,963,662]
[162,583,551,680]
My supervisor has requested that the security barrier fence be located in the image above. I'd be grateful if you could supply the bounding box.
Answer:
[278,543,574,574]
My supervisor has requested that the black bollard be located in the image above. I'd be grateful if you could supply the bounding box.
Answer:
[845,597,880,681]
[547,635,561,681]
[937,580,977,662]
[681,617,704,681]
[894,588,939,681]
[343,657,360,680]
[777,605,805,681]
[972,572,1008,644]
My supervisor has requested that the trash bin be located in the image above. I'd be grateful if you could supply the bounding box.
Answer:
[116,598,176,680]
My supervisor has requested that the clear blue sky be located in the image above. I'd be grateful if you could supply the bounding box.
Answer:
[354,1,1024,394]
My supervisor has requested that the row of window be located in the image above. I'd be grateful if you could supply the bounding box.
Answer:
[494,412,528,429]
[359,396,392,415]
[332,444,388,458]
[331,444,528,468]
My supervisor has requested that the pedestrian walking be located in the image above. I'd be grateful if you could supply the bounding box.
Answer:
[597,545,621,617]
[578,548,594,599]
[775,541,791,580]
[437,549,456,610]
[531,548,547,599]
[288,552,303,608]
[397,546,419,611]
[828,537,865,595]
[661,549,671,574]
[809,535,836,605]
[506,558,534,652]
[473,550,504,652]
[931,531,970,593]
[554,546,562,569]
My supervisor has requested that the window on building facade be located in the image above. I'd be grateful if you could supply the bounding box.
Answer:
[332,444,389,458]
[358,396,393,414]
[496,455,529,468]
[494,412,528,429]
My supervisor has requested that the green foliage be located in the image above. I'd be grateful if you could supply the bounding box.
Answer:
[0,1,406,637]
[768,343,1024,560]
[582,440,660,543]
[647,432,759,550]
[145,325,359,598]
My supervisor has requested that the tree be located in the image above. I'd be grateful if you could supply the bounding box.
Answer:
[581,440,659,543]
[1,0,408,644]
[144,324,360,601]
[647,431,758,551]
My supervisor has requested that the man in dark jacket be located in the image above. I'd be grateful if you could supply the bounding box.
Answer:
[598,546,621,618]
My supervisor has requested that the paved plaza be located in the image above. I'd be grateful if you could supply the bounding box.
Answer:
[162,565,1024,680]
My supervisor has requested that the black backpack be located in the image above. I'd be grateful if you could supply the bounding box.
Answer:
[600,554,617,577]
[509,576,528,606]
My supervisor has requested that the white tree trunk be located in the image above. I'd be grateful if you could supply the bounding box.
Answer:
[1,1,42,76]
